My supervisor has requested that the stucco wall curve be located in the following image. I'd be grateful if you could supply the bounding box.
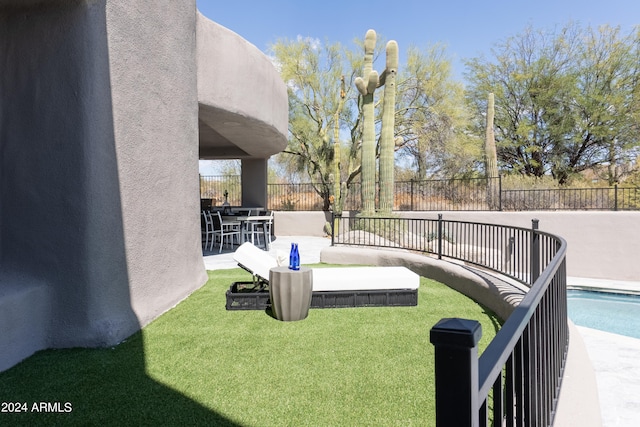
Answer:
[196,12,288,158]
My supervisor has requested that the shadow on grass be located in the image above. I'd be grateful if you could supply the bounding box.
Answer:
[0,330,241,426]
[1,267,507,426]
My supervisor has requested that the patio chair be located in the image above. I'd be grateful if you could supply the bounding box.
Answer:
[212,211,241,253]
[241,211,273,250]
[256,211,274,250]
[201,211,215,250]
[241,216,262,248]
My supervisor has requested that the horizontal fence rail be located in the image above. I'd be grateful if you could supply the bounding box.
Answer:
[331,213,568,426]
[201,175,639,211]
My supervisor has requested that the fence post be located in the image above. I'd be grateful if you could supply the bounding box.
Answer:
[614,184,618,211]
[498,175,503,211]
[430,318,482,427]
[437,213,443,260]
[531,219,540,284]
[410,179,415,211]
[331,212,336,246]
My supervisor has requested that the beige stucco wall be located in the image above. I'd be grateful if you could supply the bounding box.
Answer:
[1,1,205,371]
[196,13,287,138]
[274,211,333,236]
[428,211,640,282]
[1,1,289,372]
[105,1,208,328]
[196,12,288,159]
[274,210,640,281]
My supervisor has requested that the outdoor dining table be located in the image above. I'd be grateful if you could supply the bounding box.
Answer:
[221,215,272,249]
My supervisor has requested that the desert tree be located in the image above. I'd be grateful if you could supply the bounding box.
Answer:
[270,34,469,210]
[396,44,480,180]
[465,23,640,184]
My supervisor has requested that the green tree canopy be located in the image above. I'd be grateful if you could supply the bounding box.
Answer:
[269,36,362,209]
[465,23,640,185]
[397,44,480,179]
[269,34,474,210]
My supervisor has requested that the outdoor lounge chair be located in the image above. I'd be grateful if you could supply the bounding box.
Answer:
[227,242,419,309]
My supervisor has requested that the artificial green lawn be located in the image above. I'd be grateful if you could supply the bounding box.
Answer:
[0,266,500,426]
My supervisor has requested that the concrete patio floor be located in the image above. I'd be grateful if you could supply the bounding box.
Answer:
[202,235,331,270]
[203,236,640,427]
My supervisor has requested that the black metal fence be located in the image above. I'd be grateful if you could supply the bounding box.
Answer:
[501,184,639,211]
[331,214,568,426]
[201,175,640,211]
[200,175,242,207]
[267,183,328,211]
[396,178,497,211]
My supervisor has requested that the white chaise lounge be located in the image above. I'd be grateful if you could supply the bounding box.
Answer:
[228,242,419,309]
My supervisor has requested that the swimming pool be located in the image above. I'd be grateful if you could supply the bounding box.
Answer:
[567,290,640,339]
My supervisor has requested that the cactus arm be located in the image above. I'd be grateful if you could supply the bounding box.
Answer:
[355,77,367,96]
[366,70,379,94]
[363,29,376,75]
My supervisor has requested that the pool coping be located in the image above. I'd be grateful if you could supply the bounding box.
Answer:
[567,277,640,295]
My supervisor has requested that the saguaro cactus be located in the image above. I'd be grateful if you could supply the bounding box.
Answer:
[485,93,499,208]
[378,40,398,214]
[332,76,346,215]
[355,29,379,214]
[331,76,346,235]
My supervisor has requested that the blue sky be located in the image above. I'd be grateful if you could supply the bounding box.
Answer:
[196,0,639,175]
[197,0,639,80]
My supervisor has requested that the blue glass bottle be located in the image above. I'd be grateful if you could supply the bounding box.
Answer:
[289,243,300,270]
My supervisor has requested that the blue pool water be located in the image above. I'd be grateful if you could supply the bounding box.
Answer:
[567,290,640,339]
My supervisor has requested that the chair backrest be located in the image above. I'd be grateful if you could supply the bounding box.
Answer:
[233,242,278,280]
[213,211,223,230]
[202,211,212,230]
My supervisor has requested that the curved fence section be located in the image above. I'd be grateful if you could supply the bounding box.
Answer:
[331,213,569,426]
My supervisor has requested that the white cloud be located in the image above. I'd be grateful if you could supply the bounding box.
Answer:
[296,35,321,50]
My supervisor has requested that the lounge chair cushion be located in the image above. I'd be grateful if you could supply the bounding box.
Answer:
[234,242,278,281]
[233,242,419,292]
[311,266,418,291]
